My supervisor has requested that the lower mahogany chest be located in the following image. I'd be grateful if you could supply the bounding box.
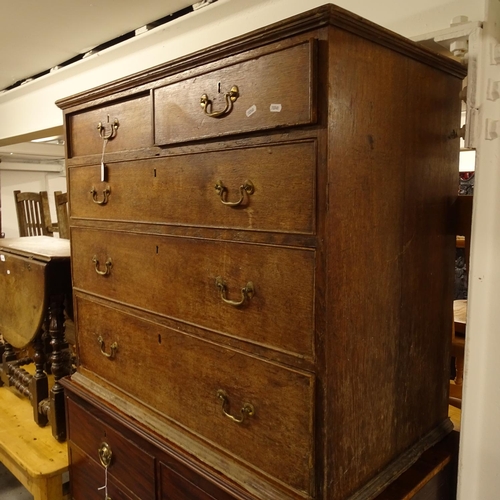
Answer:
[57,4,465,499]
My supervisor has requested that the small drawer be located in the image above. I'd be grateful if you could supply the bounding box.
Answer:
[67,397,155,499]
[68,140,316,235]
[67,92,152,158]
[71,228,315,357]
[69,444,138,500]
[154,40,316,145]
[76,296,315,495]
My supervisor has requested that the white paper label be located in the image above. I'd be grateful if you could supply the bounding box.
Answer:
[270,104,282,112]
[246,105,257,117]
[0,254,4,261]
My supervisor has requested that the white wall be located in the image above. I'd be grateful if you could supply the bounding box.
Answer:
[1,166,67,238]
[1,0,498,498]
[456,0,500,498]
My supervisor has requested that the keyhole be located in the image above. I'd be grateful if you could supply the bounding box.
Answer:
[217,82,221,94]
[107,114,110,123]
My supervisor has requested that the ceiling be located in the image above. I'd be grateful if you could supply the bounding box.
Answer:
[0,0,198,92]
[0,0,204,165]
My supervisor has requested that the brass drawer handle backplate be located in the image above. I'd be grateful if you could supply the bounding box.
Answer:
[98,441,113,467]
[200,85,239,118]
[97,336,118,359]
[92,255,112,276]
[215,276,254,307]
[214,180,254,207]
[97,118,119,141]
[217,390,254,424]
[90,186,111,205]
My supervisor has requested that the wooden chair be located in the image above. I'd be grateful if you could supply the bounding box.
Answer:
[450,195,473,407]
[14,190,57,237]
[54,191,69,239]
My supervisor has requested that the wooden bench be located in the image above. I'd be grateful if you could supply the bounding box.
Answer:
[0,385,69,500]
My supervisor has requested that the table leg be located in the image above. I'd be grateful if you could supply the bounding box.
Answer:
[47,294,70,442]
[31,331,49,426]
[30,473,69,500]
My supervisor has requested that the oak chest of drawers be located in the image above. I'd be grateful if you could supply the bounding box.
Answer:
[57,4,465,499]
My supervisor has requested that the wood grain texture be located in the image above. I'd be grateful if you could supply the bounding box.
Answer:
[67,397,154,499]
[71,227,316,357]
[68,93,152,158]
[58,4,465,499]
[154,40,316,145]
[68,140,316,235]
[68,444,138,500]
[0,386,68,500]
[74,296,315,495]
[323,26,462,499]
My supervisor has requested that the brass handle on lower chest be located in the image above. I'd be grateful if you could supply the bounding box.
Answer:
[214,180,254,207]
[92,255,112,276]
[98,441,113,468]
[200,85,239,118]
[97,119,119,140]
[217,390,254,424]
[97,336,118,359]
[90,186,111,205]
[215,276,254,306]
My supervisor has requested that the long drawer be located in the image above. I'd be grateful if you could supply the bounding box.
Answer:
[154,40,316,145]
[69,140,316,235]
[71,228,315,357]
[67,92,152,158]
[75,296,315,495]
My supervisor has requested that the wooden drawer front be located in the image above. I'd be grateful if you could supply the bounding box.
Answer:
[67,93,152,158]
[160,461,236,500]
[69,444,138,500]
[154,40,316,145]
[67,397,155,499]
[71,228,315,356]
[76,296,315,495]
[69,140,316,235]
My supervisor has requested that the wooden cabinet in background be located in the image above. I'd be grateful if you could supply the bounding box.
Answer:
[57,4,465,499]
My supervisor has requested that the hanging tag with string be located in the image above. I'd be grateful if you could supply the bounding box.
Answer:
[97,442,113,500]
[100,137,108,183]
[97,117,119,183]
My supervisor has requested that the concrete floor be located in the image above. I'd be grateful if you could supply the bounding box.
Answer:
[0,463,33,500]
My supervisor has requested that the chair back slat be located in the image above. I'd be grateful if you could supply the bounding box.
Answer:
[14,190,56,237]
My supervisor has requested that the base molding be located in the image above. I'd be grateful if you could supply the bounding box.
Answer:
[349,419,454,500]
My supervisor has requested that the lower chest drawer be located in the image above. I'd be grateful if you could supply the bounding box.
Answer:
[71,227,315,357]
[67,396,155,499]
[69,444,138,500]
[75,295,315,495]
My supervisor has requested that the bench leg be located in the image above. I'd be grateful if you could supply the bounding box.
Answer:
[30,473,68,500]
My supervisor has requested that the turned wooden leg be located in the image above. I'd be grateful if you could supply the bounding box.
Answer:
[47,294,70,442]
[30,331,49,427]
